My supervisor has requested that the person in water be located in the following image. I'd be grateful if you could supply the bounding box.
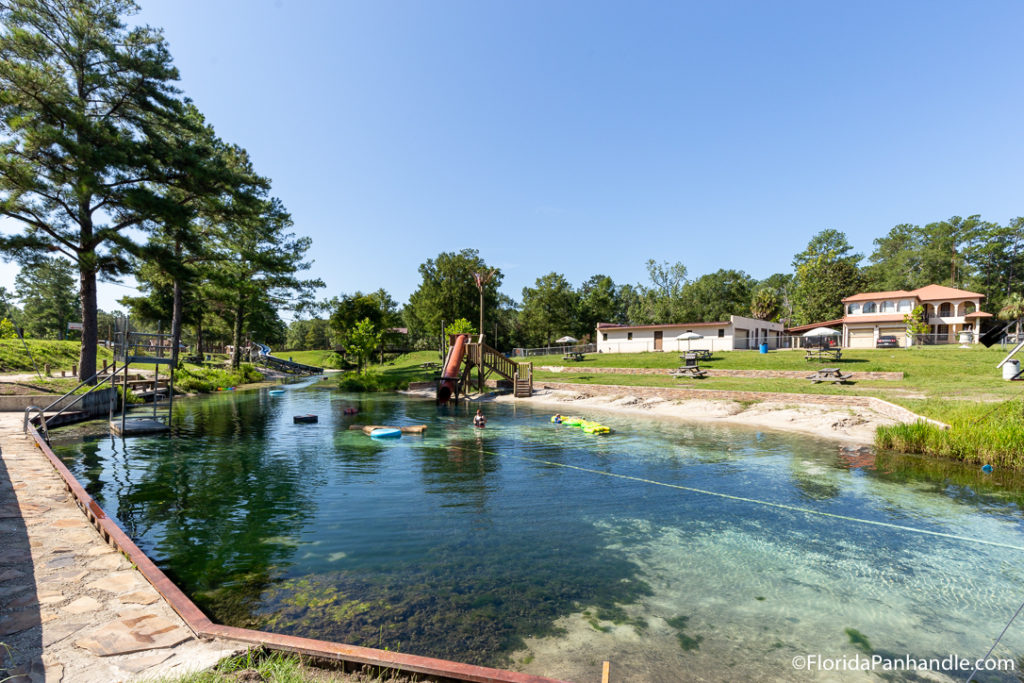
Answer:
[473,409,487,428]
[553,413,562,424]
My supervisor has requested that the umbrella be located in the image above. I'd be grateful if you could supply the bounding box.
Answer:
[801,327,840,337]
[555,336,577,344]
[676,331,703,350]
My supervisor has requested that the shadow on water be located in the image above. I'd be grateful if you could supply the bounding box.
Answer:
[0,451,42,680]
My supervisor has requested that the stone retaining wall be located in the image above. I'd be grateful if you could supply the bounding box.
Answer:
[537,381,945,428]
[539,366,903,381]
[0,387,117,415]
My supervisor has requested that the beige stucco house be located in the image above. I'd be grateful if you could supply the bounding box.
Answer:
[596,316,784,353]
[841,284,992,348]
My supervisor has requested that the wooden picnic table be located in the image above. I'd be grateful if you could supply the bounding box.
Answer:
[681,349,712,361]
[806,367,852,384]
[804,347,842,361]
[563,352,585,362]
[671,366,708,379]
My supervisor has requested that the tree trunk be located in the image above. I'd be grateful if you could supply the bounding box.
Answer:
[171,276,183,367]
[231,298,244,369]
[79,265,97,383]
[196,315,204,358]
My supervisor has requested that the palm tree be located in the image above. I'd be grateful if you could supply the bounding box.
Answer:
[998,293,1024,339]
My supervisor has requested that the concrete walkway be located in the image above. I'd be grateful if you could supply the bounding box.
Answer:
[0,413,239,682]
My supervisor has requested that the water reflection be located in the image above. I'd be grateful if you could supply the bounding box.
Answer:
[48,390,1024,676]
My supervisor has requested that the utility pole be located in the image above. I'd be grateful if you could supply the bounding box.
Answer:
[473,270,496,342]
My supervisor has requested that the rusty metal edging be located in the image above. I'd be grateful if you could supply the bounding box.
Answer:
[25,427,566,683]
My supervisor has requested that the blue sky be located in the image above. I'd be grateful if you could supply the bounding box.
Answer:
[5,1,1024,315]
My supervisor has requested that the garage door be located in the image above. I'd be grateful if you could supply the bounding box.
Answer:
[879,328,905,347]
[848,329,874,349]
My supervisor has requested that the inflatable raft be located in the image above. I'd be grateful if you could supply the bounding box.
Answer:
[552,415,612,434]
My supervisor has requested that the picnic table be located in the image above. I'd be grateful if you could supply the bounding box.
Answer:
[681,349,712,361]
[671,352,708,379]
[421,361,441,370]
[671,366,708,379]
[806,367,852,384]
[563,352,585,362]
[804,347,842,362]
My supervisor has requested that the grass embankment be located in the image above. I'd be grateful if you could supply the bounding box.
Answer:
[0,339,113,373]
[337,350,440,392]
[276,349,348,369]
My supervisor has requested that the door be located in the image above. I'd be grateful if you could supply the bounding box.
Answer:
[654,330,663,350]
[848,328,874,348]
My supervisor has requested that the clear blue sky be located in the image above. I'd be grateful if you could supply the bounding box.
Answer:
[5,1,1024,316]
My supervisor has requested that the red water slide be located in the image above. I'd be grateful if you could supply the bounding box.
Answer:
[436,334,469,404]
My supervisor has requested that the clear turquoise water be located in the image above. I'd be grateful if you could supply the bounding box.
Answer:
[51,382,1024,680]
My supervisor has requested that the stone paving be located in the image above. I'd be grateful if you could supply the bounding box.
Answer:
[0,413,240,682]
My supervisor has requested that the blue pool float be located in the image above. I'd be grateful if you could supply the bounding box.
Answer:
[269,389,285,396]
[370,427,402,439]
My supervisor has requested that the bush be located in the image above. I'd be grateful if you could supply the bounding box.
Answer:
[337,370,409,392]
[176,364,264,394]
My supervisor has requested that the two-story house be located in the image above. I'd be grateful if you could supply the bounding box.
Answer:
[841,284,991,348]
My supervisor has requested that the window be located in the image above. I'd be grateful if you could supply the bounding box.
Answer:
[848,303,861,314]
[602,333,607,341]
[938,303,952,317]
[898,299,913,312]
[718,329,725,338]
[863,302,877,313]
[881,300,896,313]
[627,332,632,340]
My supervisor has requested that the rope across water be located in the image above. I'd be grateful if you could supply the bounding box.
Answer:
[467,446,1024,554]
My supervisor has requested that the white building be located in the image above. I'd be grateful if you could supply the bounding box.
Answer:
[596,316,785,353]
[841,284,991,348]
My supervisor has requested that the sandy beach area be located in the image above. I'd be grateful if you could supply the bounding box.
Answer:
[486,388,898,445]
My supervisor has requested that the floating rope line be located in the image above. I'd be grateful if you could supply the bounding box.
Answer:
[967,595,1024,682]
[471,447,1024,554]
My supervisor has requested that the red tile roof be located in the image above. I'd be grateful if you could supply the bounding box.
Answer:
[965,311,993,318]
[843,314,908,323]
[842,290,914,303]
[910,284,984,300]
[842,284,985,303]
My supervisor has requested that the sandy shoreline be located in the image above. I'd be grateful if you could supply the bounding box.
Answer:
[492,389,896,444]
[397,386,903,445]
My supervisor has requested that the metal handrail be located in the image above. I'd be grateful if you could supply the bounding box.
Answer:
[36,364,122,436]
[24,405,48,442]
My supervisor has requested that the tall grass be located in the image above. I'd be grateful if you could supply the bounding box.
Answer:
[876,399,1024,468]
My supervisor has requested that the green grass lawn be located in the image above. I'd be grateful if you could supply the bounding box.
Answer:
[273,349,343,368]
[0,339,114,373]
[526,346,1021,416]
[523,346,1024,466]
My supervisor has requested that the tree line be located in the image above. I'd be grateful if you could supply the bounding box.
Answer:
[0,0,319,379]
[3,3,1022,371]
[289,218,1023,358]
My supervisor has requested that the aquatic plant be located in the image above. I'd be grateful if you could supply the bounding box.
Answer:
[845,627,872,653]
[875,400,1024,468]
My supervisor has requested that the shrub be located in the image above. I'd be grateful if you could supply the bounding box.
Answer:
[337,370,409,392]
[176,364,264,394]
